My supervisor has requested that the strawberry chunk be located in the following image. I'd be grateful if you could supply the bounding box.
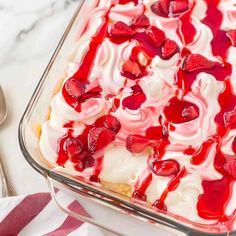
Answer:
[65,78,86,98]
[162,39,179,58]
[110,21,134,38]
[103,115,121,133]
[122,59,142,78]
[151,0,169,17]
[151,159,180,176]
[88,127,116,154]
[169,0,189,16]
[224,159,236,178]
[65,138,83,163]
[182,105,199,121]
[132,14,150,28]
[227,30,236,46]
[126,135,150,153]
[147,26,166,47]
[182,54,216,72]
[232,137,236,154]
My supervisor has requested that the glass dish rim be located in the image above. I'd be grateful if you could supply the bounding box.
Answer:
[18,1,236,235]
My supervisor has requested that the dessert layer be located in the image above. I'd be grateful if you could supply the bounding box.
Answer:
[39,0,236,231]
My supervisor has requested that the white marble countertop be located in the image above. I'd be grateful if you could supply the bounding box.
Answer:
[0,0,79,195]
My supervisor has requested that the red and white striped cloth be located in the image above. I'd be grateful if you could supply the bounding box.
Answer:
[0,192,106,236]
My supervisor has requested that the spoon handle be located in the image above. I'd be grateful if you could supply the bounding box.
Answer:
[0,156,9,197]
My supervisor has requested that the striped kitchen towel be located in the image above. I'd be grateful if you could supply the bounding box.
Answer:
[0,191,106,236]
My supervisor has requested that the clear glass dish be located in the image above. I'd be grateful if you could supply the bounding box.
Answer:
[18,1,236,235]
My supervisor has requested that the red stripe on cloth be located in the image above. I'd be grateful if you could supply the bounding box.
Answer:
[44,200,86,236]
[0,193,51,235]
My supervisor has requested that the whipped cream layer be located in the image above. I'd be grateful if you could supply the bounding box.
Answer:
[39,0,236,231]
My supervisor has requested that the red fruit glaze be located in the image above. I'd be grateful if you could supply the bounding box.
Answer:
[126,135,151,153]
[132,14,150,28]
[164,97,199,124]
[162,39,179,59]
[182,54,216,72]
[151,159,180,176]
[88,127,116,154]
[227,30,236,46]
[151,0,169,18]
[232,137,236,154]
[65,138,83,163]
[224,160,236,179]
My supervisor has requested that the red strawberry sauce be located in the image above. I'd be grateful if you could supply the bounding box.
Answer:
[56,0,236,226]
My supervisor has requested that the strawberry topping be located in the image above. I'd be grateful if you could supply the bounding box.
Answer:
[65,78,86,98]
[151,0,169,18]
[169,0,189,16]
[232,137,236,154]
[162,39,179,58]
[227,30,236,46]
[181,54,216,72]
[65,138,83,163]
[110,21,134,38]
[147,26,166,47]
[132,14,150,28]
[122,59,142,78]
[224,159,236,179]
[151,159,180,176]
[126,135,151,153]
[88,127,116,154]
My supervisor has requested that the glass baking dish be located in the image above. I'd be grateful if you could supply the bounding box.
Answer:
[18,1,236,235]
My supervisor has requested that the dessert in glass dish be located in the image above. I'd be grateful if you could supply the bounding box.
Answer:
[39,0,236,231]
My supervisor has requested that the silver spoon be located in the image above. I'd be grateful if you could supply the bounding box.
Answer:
[0,85,10,197]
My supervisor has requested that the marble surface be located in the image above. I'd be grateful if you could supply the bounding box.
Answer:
[0,0,79,195]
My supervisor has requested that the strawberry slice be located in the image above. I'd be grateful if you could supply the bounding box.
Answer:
[103,115,121,133]
[227,30,236,46]
[147,26,166,47]
[182,105,199,121]
[110,21,134,38]
[232,137,236,154]
[132,14,150,28]
[151,159,180,176]
[88,127,116,154]
[224,159,236,178]
[169,0,189,16]
[65,138,83,163]
[65,78,86,98]
[162,39,179,58]
[151,0,169,17]
[126,135,150,153]
[181,54,216,72]
[122,59,142,77]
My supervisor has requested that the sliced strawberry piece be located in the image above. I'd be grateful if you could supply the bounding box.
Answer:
[182,54,216,72]
[110,21,134,38]
[227,30,236,46]
[224,159,236,178]
[65,78,86,98]
[162,39,179,58]
[104,115,121,133]
[83,155,95,169]
[122,59,142,77]
[65,138,83,163]
[132,14,150,28]
[151,159,180,176]
[151,0,169,17]
[147,26,166,47]
[169,0,189,16]
[182,105,199,121]
[88,127,116,154]
[126,135,150,153]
